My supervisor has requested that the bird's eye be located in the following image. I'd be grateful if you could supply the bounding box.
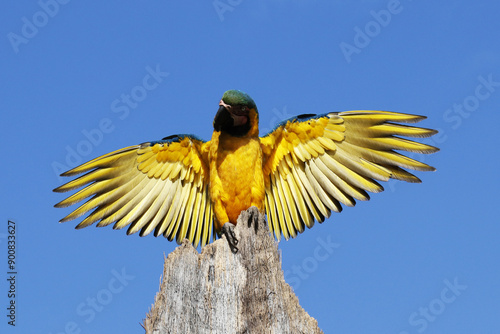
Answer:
[241,106,248,112]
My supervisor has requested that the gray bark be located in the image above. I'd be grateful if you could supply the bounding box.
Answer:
[143,207,323,334]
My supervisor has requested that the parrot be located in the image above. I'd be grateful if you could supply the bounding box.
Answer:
[54,90,438,253]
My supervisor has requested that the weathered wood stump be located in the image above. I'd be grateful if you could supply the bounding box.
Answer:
[143,207,323,334]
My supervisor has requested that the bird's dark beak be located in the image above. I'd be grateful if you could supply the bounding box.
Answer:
[213,105,232,131]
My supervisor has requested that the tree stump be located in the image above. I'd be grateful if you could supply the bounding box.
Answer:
[143,207,323,334]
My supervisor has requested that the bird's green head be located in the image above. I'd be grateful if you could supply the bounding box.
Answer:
[221,90,257,110]
[214,90,259,137]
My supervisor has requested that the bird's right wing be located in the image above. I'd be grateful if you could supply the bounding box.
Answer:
[54,135,213,247]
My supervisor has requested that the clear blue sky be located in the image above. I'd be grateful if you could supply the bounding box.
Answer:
[1,1,499,333]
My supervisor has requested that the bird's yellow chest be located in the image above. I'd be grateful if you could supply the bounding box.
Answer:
[209,133,265,224]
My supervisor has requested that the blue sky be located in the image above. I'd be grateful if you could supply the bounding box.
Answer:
[1,1,499,333]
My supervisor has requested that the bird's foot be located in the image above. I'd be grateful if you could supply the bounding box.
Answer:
[221,222,239,254]
[247,206,260,232]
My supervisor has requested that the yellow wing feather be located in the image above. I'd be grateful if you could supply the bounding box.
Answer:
[54,136,213,247]
[261,111,438,241]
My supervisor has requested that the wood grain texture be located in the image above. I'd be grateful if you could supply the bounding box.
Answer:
[143,207,323,334]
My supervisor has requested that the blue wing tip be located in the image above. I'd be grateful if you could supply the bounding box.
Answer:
[262,112,331,137]
[149,134,205,146]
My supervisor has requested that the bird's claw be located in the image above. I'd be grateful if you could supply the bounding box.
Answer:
[247,206,260,232]
[221,222,239,253]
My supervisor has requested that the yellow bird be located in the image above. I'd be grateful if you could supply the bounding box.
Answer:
[54,90,438,252]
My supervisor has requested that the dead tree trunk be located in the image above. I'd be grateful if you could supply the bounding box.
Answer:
[143,207,323,334]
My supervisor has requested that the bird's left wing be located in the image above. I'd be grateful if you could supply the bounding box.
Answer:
[54,135,213,247]
[260,111,438,241]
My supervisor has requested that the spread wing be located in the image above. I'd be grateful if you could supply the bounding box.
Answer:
[54,135,213,247]
[260,111,439,241]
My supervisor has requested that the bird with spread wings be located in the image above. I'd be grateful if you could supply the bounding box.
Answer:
[54,90,438,253]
